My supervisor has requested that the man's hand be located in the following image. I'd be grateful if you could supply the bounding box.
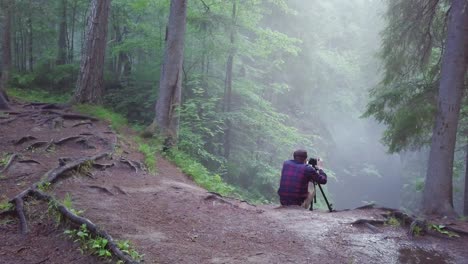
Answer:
[316,158,324,170]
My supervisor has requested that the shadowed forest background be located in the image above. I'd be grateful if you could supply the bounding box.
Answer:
[0,0,467,216]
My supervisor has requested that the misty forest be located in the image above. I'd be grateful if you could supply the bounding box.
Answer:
[1,0,468,263]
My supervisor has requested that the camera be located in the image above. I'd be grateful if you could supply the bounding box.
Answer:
[308,158,319,169]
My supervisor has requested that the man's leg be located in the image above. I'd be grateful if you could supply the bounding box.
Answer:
[301,186,315,209]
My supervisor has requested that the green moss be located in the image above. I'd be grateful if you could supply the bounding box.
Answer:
[134,137,159,173]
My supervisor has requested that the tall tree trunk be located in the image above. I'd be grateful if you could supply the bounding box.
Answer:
[0,0,12,110]
[464,143,468,216]
[69,0,78,62]
[27,1,33,72]
[149,0,187,149]
[71,0,111,104]
[223,0,237,159]
[422,0,468,217]
[57,0,68,65]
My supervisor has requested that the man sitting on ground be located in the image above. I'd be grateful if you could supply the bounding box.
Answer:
[278,149,327,208]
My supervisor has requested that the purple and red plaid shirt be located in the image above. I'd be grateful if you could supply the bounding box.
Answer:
[278,160,327,205]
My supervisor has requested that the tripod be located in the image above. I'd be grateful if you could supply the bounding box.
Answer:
[309,182,333,212]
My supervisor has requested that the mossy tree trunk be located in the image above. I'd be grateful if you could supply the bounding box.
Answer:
[0,0,12,110]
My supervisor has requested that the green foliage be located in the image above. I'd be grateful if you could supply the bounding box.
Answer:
[386,217,401,227]
[37,181,51,192]
[166,150,235,197]
[73,104,128,130]
[64,224,112,257]
[0,198,13,212]
[10,64,79,92]
[135,137,159,173]
[62,193,84,216]
[8,87,69,103]
[116,240,144,262]
[429,224,460,238]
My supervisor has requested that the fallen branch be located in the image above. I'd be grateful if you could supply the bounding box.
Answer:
[0,153,19,174]
[30,189,138,264]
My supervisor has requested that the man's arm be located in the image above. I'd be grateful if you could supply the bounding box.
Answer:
[306,166,327,184]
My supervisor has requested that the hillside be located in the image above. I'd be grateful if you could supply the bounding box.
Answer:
[1,101,468,264]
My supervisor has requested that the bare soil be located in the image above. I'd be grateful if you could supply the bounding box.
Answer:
[1,102,468,264]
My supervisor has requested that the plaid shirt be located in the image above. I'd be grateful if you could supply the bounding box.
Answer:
[278,160,327,204]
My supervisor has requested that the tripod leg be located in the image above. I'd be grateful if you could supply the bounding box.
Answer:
[317,184,333,212]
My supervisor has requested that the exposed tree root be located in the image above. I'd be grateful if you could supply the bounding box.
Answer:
[0,153,19,174]
[93,162,115,170]
[18,159,41,165]
[87,185,114,195]
[0,117,17,125]
[113,185,128,195]
[41,110,99,121]
[72,121,93,128]
[41,152,110,184]
[13,136,37,145]
[29,190,138,264]
[119,158,140,173]
[25,141,49,151]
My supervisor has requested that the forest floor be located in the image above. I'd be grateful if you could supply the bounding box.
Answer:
[1,101,468,264]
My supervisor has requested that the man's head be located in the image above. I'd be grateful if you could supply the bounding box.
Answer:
[293,149,308,163]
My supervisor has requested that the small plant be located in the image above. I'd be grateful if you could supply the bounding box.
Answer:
[429,224,460,238]
[37,181,51,192]
[91,237,112,258]
[386,216,401,227]
[0,198,13,212]
[117,240,145,262]
[412,225,422,236]
[135,137,159,173]
[77,160,93,175]
[0,153,11,167]
[63,193,84,216]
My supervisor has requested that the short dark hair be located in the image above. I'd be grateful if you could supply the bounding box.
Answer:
[293,149,307,161]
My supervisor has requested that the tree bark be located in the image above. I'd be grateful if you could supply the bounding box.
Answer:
[0,0,12,110]
[57,0,68,65]
[223,0,237,159]
[150,0,187,148]
[422,0,468,217]
[71,0,111,104]
[27,0,33,71]
[464,143,468,216]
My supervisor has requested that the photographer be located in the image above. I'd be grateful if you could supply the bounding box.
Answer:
[278,149,327,208]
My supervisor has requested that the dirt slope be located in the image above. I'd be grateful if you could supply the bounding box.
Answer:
[1,102,468,264]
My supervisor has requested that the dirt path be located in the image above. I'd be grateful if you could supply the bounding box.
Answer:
[1,102,468,264]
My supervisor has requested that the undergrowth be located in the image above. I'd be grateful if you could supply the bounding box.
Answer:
[73,104,127,131]
[165,149,235,197]
[8,87,69,103]
[134,137,159,173]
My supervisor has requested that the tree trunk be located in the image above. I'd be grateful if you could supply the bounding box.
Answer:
[223,0,237,159]
[27,0,33,72]
[422,0,468,217]
[69,0,78,63]
[57,0,68,65]
[150,0,187,148]
[0,0,12,110]
[464,143,468,216]
[71,0,111,104]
